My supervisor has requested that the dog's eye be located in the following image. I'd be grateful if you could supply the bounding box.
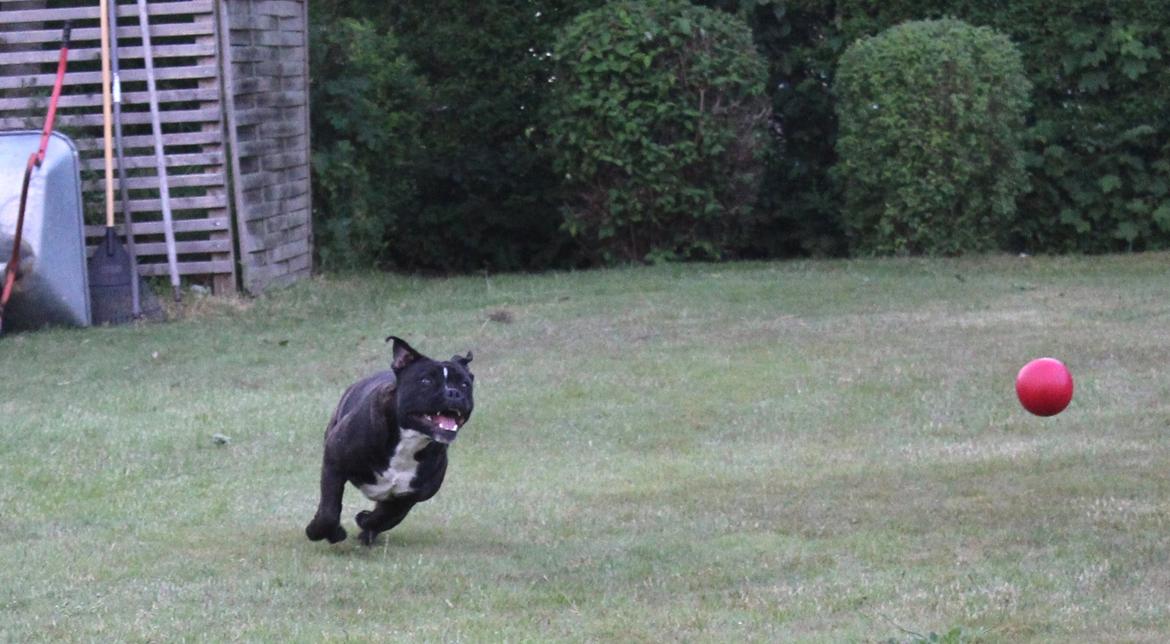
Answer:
[460,381,469,388]
[420,377,433,385]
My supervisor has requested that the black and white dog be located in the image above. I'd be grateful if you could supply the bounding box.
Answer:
[305,336,474,546]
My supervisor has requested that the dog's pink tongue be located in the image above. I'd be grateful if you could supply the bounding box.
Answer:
[436,415,459,431]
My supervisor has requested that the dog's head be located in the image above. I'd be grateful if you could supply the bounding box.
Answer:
[386,336,474,445]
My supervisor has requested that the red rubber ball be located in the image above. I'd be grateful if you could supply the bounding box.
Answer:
[1016,358,1074,417]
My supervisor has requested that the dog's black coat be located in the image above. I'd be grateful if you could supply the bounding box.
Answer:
[305,336,474,546]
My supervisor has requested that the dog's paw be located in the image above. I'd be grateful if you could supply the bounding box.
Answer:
[355,510,371,529]
[358,529,378,547]
[305,519,347,544]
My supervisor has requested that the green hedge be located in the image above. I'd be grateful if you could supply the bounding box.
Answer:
[307,1,1170,269]
[548,0,771,263]
[732,0,1170,255]
[834,19,1031,255]
[1002,2,1170,251]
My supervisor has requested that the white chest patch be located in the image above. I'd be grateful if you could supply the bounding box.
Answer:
[359,429,431,501]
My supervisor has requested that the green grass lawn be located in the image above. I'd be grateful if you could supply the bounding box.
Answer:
[3,254,1170,641]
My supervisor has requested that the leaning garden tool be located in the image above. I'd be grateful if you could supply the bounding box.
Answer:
[109,0,162,320]
[0,23,72,334]
[88,0,150,325]
[137,0,181,302]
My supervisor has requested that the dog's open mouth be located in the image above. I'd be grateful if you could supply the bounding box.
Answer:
[413,410,466,442]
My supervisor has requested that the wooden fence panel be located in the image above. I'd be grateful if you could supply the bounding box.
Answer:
[0,0,238,292]
[3,0,314,296]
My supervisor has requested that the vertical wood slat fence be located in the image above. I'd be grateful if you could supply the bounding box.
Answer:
[0,0,312,295]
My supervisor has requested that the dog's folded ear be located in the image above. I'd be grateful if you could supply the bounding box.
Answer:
[452,352,473,367]
[386,335,426,372]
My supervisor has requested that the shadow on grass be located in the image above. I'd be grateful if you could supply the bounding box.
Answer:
[293,521,520,561]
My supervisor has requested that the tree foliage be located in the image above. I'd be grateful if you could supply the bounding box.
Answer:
[547,0,771,263]
[308,16,427,270]
[698,0,852,257]
[376,1,597,271]
[834,19,1031,255]
[309,1,594,272]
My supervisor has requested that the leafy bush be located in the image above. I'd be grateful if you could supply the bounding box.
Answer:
[833,19,1031,255]
[305,2,1170,269]
[548,0,771,263]
[308,17,427,270]
[1007,7,1170,252]
[726,0,1170,256]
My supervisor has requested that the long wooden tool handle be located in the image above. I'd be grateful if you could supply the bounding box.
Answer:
[98,0,115,229]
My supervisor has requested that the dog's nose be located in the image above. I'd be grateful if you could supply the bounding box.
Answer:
[444,387,464,402]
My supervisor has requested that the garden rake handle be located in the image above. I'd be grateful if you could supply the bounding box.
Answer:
[109,0,142,319]
[99,0,115,229]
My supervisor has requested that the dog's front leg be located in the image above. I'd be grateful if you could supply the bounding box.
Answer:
[355,498,415,546]
[305,464,348,543]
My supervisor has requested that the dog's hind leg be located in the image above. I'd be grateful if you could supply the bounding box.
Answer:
[355,498,415,546]
[305,466,348,543]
